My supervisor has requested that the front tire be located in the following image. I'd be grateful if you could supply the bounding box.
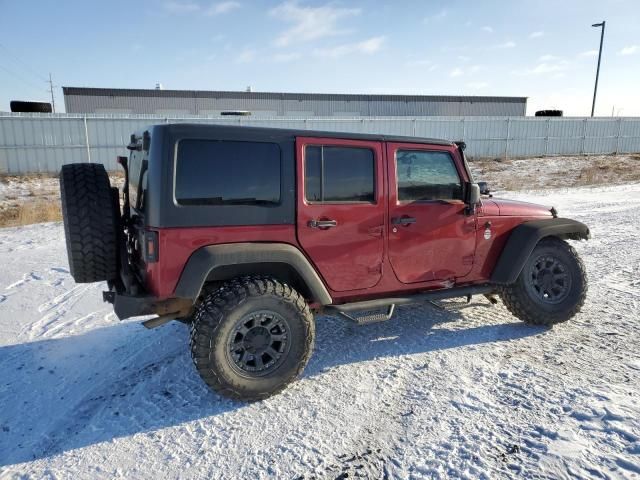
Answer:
[190,276,315,401]
[501,237,587,326]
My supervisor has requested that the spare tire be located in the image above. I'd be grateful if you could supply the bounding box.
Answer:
[59,163,119,283]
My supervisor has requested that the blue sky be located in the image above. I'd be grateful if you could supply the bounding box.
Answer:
[1,0,639,115]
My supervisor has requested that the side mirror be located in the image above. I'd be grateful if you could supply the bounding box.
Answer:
[467,183,481,207]
[478,181,491,195]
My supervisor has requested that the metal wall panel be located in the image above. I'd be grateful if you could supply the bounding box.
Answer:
[0,114,639,174]
[63,88,527,117]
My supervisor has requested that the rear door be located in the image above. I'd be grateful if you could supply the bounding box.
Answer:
[296,137,385,292]
[386,143,477,284]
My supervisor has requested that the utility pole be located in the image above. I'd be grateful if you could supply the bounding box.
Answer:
[591,21,605,117]
[48,72,56,113]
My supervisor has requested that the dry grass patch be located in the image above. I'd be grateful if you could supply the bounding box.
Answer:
[0,200,62,227]
[470,154,640,191]
[573,156,640,186]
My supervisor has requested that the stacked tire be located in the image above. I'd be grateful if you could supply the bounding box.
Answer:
[535,110,563,117]
[59,163,119,283]
[10,101,53,113]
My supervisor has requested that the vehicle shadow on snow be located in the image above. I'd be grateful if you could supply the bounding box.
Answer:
[0,302,545,466]
[306,302,545,377]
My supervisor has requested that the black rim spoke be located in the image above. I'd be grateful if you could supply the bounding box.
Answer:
[266,347,280,360]
[227,310,290,376]
[527,254,572,304]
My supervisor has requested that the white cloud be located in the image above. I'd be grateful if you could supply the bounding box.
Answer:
[423,9,447,23]
[618,45,639,56]
[512,60,568,76]
[207,1,241,15]
[494,41,516,49]
[164,1,240,15]
[457,55,470,62]
[273,52,301,62]
[270,1,360,47]
[579,50,598,57]
[405,58,432,67]
[466,82,488,90]
[235,47,256,63]
[529,31,544,39]
[481,26,493,33]
[405,59,439,71]
[448,65,483,77]
[539,54,561,62]
[164,1,200,13]
[314,36,385,58]
[530,63,565,74]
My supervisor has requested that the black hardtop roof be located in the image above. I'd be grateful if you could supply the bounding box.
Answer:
[151,123,455,147]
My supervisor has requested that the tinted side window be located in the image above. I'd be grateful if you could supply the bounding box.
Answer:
[175,140,280,205]
[304,146,375,203]
[128,149,144,207]
[396,150,462,201]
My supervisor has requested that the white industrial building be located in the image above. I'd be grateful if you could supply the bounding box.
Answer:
[62,87,527,117]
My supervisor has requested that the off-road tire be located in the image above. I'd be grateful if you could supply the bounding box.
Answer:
[59,163,119,283]
[190,276,315,401]
[501,237,587,326]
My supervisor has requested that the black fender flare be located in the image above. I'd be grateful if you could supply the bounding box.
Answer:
[491,218,590,285]
[173,242,333,305]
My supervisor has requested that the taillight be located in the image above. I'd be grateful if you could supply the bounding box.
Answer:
[145,231,159,263]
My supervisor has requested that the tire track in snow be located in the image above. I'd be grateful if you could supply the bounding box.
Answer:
[5,271,43,290]
[20,284,96,340]
[314,364,411,479]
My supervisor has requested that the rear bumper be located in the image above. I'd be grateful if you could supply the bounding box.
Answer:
[104,291,193,320]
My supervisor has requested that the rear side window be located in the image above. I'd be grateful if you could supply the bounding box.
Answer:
[396,150,462,201]
[304,145,375,203]
[175,139,280,205]
[128,149,146,208]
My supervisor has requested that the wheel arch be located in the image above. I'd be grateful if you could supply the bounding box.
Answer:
[491,218,590,285]
[174,243,333,306]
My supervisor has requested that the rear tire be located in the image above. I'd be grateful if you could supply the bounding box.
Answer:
[501,237,587,326]
[190,276,315,401]
[59,163,119,283]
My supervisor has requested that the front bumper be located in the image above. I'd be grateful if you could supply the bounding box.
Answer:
[103,291,193,320]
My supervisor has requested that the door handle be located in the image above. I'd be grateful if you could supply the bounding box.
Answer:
[391,216,416,225]
[308,219,338,228]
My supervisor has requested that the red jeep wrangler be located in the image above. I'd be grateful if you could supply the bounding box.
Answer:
[59,124,589,401]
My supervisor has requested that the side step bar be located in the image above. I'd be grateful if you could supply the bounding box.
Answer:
[325,284,496,322]
[334,305,396,325]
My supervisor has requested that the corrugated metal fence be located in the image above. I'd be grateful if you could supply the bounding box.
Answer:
[1,113,639,174]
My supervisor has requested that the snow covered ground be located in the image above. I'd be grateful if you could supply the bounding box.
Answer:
[0,184,639,479]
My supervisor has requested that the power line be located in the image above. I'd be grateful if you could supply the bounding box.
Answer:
[0,42,48,82]
[0,63,48,95]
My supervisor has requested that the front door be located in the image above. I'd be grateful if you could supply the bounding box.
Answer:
[386,143,477,284]
[296,137,385,292]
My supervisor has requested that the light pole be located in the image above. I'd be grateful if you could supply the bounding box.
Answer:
[591,21,605,117]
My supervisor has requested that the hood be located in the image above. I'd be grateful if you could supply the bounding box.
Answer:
[483,198,553,217]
